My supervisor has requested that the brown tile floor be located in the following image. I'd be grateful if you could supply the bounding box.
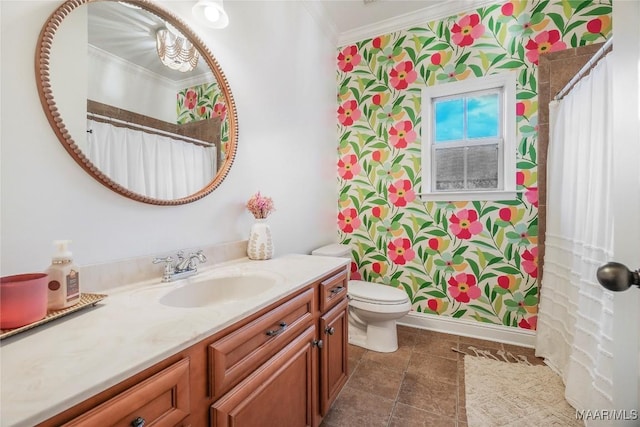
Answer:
[320,325,543,427]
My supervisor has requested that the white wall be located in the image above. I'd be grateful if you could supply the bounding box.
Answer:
[87,46,177,124]
[0,0,338,275]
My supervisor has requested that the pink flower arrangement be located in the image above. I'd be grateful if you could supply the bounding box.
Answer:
[246,192,275,219]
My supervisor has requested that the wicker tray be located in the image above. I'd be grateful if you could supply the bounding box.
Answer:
[0,293,107,340]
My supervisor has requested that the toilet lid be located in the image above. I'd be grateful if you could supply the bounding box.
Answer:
[348,280,409,304]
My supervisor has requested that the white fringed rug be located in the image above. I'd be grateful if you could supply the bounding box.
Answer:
[464,356,582,426]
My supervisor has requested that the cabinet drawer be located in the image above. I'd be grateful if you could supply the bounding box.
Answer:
[64,358,190,427]
[208,288,314,399]
[318,268,348,312]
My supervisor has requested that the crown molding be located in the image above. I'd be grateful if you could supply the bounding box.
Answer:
[336,0,503,47]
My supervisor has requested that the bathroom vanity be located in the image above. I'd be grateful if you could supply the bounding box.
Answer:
[0,255,349,427]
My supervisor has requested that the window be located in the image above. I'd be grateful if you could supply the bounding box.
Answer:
[421,73,516,201]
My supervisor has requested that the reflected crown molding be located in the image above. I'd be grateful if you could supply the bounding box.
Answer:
[89,44,215,92]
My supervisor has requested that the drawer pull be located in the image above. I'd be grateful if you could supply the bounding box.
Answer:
[330,286,345,295]
[131,417,145,427]
[312,339,324,349]
[325,326,335,335]
[266,321,287,337]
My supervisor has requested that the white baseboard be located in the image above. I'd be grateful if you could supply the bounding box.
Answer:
[397,312,536,348]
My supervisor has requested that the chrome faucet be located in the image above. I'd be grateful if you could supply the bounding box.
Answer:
[153,250,207,282]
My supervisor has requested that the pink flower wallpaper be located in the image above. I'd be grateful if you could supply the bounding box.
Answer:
[336,0,612,329]
[177,82,229,155]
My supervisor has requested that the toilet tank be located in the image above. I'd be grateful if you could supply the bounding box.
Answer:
[311,243,351,258]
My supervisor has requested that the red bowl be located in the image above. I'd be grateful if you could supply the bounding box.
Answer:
[0,273,48,329]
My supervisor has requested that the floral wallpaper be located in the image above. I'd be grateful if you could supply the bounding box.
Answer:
[336,0,612,330]
[177,82,229,155]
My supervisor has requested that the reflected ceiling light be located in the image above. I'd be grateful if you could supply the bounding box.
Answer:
[156,27,200,72]
[192,0,229,29]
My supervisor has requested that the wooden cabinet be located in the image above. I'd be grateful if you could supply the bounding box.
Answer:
[208,288,315,400]
[63,358,190,427]
[210,267,349,427]
[38,264,349,427]
[211,326,316,427]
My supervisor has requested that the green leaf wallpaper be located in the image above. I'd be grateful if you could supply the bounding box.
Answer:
[336,0,611,330]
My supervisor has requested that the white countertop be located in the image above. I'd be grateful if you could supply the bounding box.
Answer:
[0,254,348,427]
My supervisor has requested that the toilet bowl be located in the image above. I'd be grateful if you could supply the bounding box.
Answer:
[311,244,411,353]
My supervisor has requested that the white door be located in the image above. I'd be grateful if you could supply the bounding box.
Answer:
[611,0,640,420]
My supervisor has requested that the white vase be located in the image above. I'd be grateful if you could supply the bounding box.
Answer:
[247,219,274,260]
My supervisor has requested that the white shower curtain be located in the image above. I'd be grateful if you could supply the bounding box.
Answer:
[535,53,614,417]
[86,119,216,199]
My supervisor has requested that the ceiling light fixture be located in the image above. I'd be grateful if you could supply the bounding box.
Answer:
[156,27,200,72]
[192,0,229,29]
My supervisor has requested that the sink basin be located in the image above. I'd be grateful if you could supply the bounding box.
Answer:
[159,272,280,308]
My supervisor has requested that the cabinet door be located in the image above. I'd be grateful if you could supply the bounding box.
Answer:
[319,298,348,416]
[211,326,315,427]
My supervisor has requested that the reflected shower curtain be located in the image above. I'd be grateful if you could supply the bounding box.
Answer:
[535,53,614,418]
[86,119,216,199]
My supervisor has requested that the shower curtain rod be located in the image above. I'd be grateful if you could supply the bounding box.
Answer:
[554,37,613,101]
[87,113,216,148]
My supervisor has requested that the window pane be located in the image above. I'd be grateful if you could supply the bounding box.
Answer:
[467,144,498,189]
[435,147,464,190]
[434,98,464,142]
[467,93,499,139]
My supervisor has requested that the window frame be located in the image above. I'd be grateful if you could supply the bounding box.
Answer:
[420,72,517,202]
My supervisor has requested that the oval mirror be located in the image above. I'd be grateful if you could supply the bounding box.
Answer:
[36,0,238,205]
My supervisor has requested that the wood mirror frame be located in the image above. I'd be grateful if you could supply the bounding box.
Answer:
[35,0,238,205]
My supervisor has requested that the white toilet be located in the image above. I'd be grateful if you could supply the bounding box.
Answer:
[311,244,412,353]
